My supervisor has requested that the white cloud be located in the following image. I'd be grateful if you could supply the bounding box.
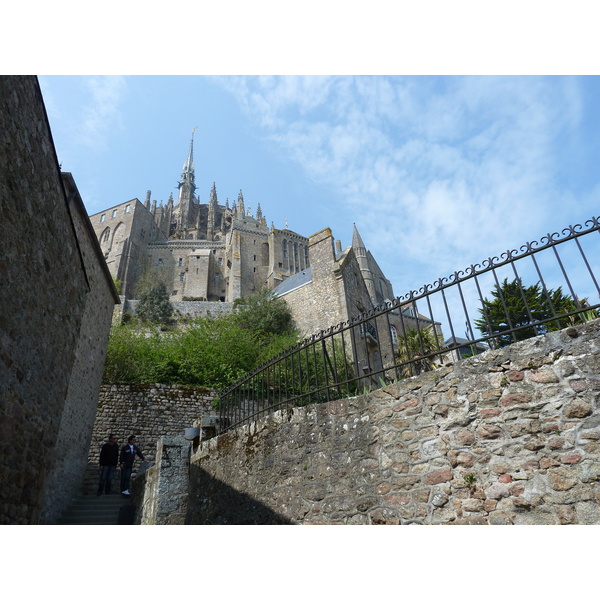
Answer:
[79,76,127,150]
[217,75,589,295]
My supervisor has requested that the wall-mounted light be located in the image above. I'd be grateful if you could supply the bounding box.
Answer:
[184,427,200,440]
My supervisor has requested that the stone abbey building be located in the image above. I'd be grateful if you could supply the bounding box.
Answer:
[90,133,313,303]
[89,133,400,338]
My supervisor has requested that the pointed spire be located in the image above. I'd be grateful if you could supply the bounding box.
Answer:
[179,128,197,194]
[210,182,218,205]
[352,223,367,257]
[256,203,263,221]
[237,190,245,216]
[182,128,196,174]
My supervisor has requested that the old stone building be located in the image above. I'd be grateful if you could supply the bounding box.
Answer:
[89,132,310,303]
[88,132,436,349]
[88,132,443,369]
[0,76,119,524]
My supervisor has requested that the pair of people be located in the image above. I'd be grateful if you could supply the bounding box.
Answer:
[97,434,147,496]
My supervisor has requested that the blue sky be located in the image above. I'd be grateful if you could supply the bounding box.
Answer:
[39,75,600,306]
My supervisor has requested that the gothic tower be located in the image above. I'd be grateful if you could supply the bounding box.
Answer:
[175,129,198,236]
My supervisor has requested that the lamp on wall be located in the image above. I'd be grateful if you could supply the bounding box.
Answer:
[184,427,200,440]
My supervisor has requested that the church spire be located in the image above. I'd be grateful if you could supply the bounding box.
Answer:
[181,127,196,184]
[352,223,367,258]
[176,128,198,234]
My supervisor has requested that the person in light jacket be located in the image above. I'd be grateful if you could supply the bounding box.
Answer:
[119,435,147,496]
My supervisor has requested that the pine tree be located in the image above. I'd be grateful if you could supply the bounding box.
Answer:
[474,277,589,347]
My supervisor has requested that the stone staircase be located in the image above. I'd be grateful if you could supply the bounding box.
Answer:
[56,493,134,525]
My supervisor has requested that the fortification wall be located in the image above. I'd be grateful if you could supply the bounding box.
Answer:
[39,174,119,524]
[187,320,600,524]
[0,77,115,524]
[84,383,217,493]
[122,299,234,321]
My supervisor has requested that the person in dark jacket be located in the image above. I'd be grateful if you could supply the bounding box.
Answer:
[97,434,119,496]
[119,435,147,496]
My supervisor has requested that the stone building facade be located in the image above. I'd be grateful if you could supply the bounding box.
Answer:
[0,76,119,524]
[273,226,441,379]
[87,133,412,349]
[133,319,600,525]
[89,133,311,304]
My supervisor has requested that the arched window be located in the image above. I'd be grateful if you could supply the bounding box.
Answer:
[100,227,111,254]
[283,239,288,259]
[390,325,398,346]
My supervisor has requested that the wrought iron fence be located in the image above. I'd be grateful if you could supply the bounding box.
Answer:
[218,217,600,433]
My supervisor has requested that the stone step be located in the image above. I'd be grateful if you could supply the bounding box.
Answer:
[57,494,134,525]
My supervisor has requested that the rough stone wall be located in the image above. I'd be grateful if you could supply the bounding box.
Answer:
[280,228,346,337]
[188,320,600,525]
[39,174,119,524]
[89,198,166,297]
[122,299,234,321]
[0,76,116,524]
[84,384,217,493]
[132,436,190,525]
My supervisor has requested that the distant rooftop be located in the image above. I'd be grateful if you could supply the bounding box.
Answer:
[272,267,312,297]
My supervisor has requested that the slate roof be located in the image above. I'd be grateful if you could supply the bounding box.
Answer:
[272,267,312,297]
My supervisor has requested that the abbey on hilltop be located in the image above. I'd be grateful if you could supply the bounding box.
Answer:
[89,132,401,335]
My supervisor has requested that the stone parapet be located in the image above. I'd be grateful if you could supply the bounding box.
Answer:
[187,320,600,525]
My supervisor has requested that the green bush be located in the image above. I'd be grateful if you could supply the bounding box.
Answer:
[103,292,301,388]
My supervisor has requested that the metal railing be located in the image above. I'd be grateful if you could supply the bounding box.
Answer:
[218,217,600,432]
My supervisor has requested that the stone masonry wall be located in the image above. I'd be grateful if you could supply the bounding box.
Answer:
[39,174,118,524]
[1,77,94,524]
[122,299,234,321]
[84,383,217,494]
[280,228,346,337]
[187,320,600,525]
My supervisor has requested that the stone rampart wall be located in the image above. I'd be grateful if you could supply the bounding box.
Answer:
[0,77,116,524]
[122,299,234,321]
[187,321,600,525]
[84,383,217,493]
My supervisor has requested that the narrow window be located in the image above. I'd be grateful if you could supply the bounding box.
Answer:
[178,258,183,267]
[100,214,106,222]
[157,258,163,265]
[125,204,131,213]
[112,209,117,218]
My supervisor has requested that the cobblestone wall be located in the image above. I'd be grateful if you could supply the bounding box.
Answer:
[84,384,217,493]
[188,320,600,525]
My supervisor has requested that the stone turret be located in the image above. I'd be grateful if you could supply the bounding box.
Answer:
[352,223,376,304]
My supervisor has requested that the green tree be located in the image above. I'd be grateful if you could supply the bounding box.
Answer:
[233,289,296,339]
[474,277,593,347]
[395,327,442,377]
[112,276,123,295]
[135,282,174,325]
